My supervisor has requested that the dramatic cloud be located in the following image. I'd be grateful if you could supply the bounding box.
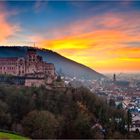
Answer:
[31,11,140,73]
[0,7,20,42]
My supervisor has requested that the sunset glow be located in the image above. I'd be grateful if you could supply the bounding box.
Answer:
[0,1,140,73]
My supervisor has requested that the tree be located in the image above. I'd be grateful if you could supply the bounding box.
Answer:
[6,92,35,121]
[72,101,92,138]
[109,99,116,107]
[56,75,62,82]
[22,110,59,139]
[127,110,132,132]
[0,100,11,129]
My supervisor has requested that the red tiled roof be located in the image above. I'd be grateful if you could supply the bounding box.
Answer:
[0,57,18,61]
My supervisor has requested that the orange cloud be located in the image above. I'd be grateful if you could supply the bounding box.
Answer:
[31,12,140,73]
[0,8,20,42]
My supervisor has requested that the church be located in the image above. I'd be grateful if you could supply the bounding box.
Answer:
[0,48,57,86]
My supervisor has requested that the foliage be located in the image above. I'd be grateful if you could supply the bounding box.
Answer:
[22,110,58,139]
[0,84,138,139]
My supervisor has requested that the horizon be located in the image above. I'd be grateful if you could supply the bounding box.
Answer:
[0,1,140,73]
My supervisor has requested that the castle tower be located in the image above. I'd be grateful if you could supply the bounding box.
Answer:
[26,48,38,74]
[26,48,37,62]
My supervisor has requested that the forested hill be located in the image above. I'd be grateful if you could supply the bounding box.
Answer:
[0,46,105,80]
[0,85,137,139]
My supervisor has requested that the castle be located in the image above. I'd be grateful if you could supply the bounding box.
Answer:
[0,48,57,86]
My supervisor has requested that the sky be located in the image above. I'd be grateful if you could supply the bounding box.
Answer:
[0,0,140,73]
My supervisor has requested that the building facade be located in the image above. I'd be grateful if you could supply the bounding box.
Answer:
[0,48,56,86]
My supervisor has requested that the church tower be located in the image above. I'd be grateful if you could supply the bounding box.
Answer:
[113,74,116,82]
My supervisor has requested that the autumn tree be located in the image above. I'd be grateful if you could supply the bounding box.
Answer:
[22,110,59,139]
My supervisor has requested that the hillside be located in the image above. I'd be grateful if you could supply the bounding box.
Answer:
[0,46,105,80]
[0,84,132,139]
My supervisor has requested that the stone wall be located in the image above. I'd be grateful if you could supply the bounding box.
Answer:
[25,78,45,87]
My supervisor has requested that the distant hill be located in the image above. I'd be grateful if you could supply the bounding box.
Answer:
[0,46,105,80]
